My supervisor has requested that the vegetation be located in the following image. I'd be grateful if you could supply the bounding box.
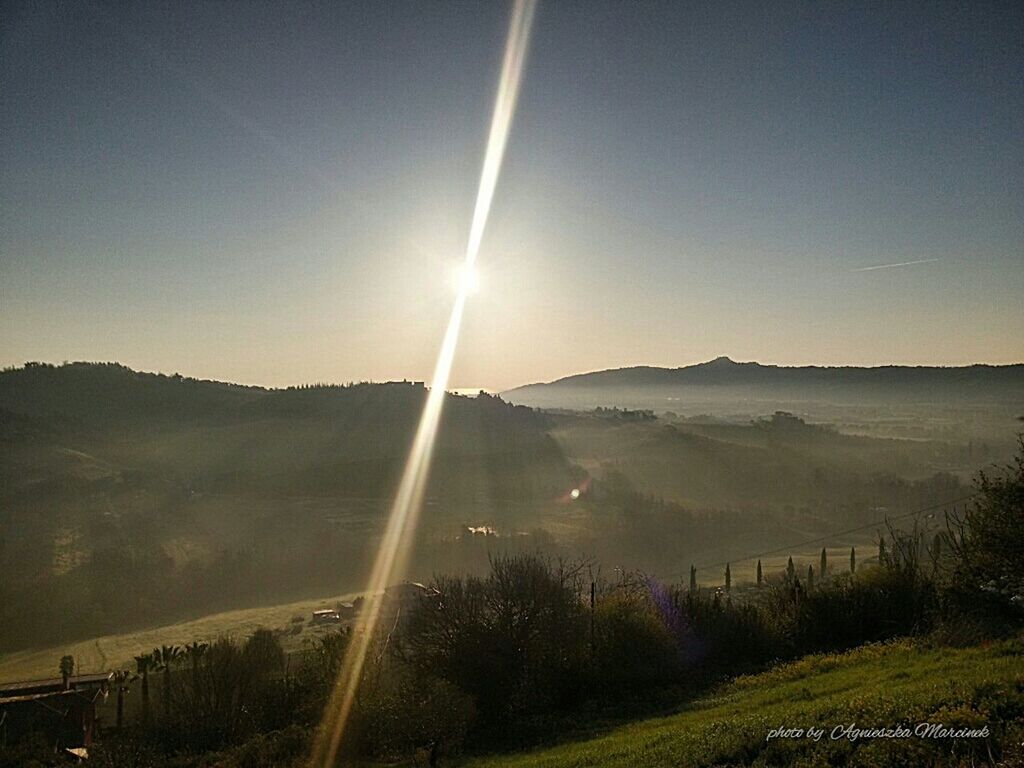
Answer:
[2,365,1023,766]
[467,639,1024,768]
[1,362,990,656]
[0,363,574,653]
[0,591,360,681]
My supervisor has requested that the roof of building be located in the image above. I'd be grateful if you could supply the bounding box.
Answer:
[0,687,103,707]
[0,672,113,698]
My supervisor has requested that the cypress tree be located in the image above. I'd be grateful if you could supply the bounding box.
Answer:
[850,546,856,574]
[786,556,795,580]
[724,563,731,592]
[756,559,763,585]
[689,564,697,593]
[931,533,943,574]
[807,564,815,591]
[820,547,827,581]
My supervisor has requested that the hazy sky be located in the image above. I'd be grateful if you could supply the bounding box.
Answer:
[2,1,1022,390]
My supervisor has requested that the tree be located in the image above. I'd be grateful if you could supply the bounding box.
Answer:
[930,532,943,575]
[110,670,135,729]
[403,554,587,745]
[807,564,815,591]
[786,556,795,580]
[689,564,697,593]
[878,535,888,567]
[59,655,74,690]
[184,641,209,683]
[134,653,155,726]
[756,559,763,586]
[945,436,1024,619]
[153,645,182,719]
[724,563,731,592]
[850,546,856,574]
[243,628,285,675]
[820,548,827,581]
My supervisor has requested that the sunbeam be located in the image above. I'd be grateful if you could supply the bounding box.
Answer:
[309,2,537,764]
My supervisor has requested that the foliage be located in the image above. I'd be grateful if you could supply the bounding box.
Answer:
[943,436,1024,628]
[589,585,684,697]
[403,554,589,747]
[350,661,475,763]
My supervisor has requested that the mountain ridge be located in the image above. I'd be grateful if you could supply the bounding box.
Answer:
[504,357,1024,393]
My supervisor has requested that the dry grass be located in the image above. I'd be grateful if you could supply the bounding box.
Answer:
[0,591,359,681]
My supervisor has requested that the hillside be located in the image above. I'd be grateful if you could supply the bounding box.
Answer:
[0,361,1009,657]
[469,638,1024,768]
[504,359,1024,447]
[549,409,972,510]
[0,363,576,652]
[507,357,1024,395]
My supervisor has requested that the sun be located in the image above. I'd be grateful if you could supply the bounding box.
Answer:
[454,264,481,295]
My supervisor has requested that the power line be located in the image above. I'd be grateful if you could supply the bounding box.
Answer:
[687,493,976,575]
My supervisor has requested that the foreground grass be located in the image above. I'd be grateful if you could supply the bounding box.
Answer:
[0,591,358,681]
[468,639,1024,768]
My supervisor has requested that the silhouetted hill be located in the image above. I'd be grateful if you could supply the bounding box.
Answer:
[504,357,1024,409]
[0,362,578,651]
[0,361,1001,653]
[0,362,262,423]
[0,362,568,500]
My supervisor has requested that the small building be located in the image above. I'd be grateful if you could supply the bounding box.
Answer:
[311,609,341,625]
[0,673,112,751]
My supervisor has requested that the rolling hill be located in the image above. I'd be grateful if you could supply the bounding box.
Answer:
[0,362,576,652]
[507,356,1024,396]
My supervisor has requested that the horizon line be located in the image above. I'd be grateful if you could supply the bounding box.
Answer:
[4,356,1024,393]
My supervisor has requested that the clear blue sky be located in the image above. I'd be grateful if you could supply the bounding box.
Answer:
[2,1,1022,390]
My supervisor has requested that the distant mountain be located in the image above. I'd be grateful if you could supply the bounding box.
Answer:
[503,357,1024,410]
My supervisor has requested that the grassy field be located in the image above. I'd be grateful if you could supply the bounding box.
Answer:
[0,591,359,682]
[469,639,1024,768]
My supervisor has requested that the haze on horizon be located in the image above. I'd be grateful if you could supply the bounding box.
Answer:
[2,2,1023,392]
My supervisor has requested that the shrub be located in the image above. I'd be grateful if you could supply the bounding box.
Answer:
[944,436,1024,629]
[404,554,588,747]
[591,585,683,696]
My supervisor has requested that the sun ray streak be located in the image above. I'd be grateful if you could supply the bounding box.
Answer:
[310,3,536,764]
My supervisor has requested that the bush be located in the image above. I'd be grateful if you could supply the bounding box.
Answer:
[351,662,475,764]
[591,586,683,696]
[944,436,1024,629]
[404,554,588,747]
[674,587,784,675]
[785,567,937,653]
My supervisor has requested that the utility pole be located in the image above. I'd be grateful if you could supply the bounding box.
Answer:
[589,580,596,659]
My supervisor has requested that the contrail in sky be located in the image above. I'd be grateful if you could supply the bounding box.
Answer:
[851,258,940,272]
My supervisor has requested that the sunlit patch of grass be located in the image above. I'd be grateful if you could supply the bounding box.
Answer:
[468,638,1024,768]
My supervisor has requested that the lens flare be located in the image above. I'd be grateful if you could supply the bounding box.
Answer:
[454,263,481,295]
[310,3,537,764]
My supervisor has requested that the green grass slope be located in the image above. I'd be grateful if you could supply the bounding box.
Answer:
[470,639,1024,768]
